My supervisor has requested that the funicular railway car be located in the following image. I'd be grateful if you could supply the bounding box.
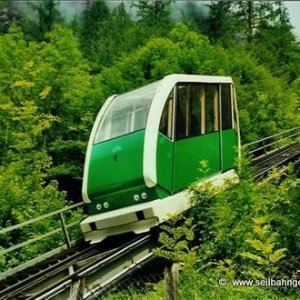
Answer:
[81,74,240,244]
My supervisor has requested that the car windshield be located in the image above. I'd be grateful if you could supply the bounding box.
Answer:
[94,80,161,144]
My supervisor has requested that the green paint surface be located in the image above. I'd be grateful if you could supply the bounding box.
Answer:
[87,130,145,199]
[86,126,238,216]
[173,132,221,192]
[87,185,170,215]
[88,186,154,215]
[157,133,173,192]
[221,129,238,170]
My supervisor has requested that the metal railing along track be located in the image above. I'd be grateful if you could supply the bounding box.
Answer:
[0,127,299,299]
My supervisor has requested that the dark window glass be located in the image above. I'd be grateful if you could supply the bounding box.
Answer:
[205,84,219,133]
[175,84,203,140]
[175,83,221,140]
[159,90,173,139]
[221,84,232,130]
[176,85,189,140]
[190,85,201,136]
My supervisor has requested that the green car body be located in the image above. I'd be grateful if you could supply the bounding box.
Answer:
[81,74,240,243]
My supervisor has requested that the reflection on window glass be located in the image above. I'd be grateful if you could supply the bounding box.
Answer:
[159,90,174,139]
[175,83,223,140]
[205,84,219,133]
[221,84,232,130]
[94,81,161,143]
[190,85,201,136]
[176,85,189,140]
[175,84,203,140]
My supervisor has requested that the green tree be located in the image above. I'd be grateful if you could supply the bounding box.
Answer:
[0,26,99,199]
[80,0,110,69]
[133,0,173,27]
[180,1,207,33]
[0,67,68,270]
[0,25,101,269]
[249,2,300,83]
[233,1,272,43]
[154,169,299,299]
[0,0,19,33]
[22,0,63,41]
[79,1,175,71]
[80,2,139,71]
[205,1,237,46]
[96,23,299,141]
[131,0,174,41]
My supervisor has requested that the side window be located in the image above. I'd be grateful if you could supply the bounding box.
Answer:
[174,83,221,141]
[175,84,203,140]
[221,84,233,130]
[159,89,173,139]
[190,85,202,136]
[205,84,219,133]
[176,85,190,140]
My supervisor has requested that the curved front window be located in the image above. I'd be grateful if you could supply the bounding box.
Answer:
[94,81,161,144]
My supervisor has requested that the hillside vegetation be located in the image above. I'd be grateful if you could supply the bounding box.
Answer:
[0,0,299,278]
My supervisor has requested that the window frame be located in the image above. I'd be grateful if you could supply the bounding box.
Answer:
[159,88,175,140]
[93,81,161,144]
[220,83,234,131]
[173,82,234,141]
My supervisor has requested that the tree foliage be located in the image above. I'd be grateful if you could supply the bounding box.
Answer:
[22,0,63,41]
[0,25,102,203]
[0,0,299,273]
[133,0,173,26]
[204,1,237,46]
[155,166,300,298]
[95,23,299,141]
[0,1,19,33]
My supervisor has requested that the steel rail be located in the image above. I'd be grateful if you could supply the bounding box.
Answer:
[244,126,299,148]
[0,244,97,300]
[24,234,152,300]
[253,143,300,180]
[0,235,141,299]
[85,252,156,300]
[0,128,299,299]
[77,234,150,278]
[243,127,299,162]
[252,143,300,170]
[0,220,81,256]
[0,202,84,235]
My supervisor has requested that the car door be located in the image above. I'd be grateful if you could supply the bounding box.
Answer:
[173,83,222,192]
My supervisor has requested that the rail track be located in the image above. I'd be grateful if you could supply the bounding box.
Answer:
[0,128,299,300]
[0,233,157,299]
[244,127,300,179]
[251,142,300,180]
[0,242,97,299]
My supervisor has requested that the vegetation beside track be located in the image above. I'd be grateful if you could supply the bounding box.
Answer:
[0,0,299,274]
[102,166,300,299]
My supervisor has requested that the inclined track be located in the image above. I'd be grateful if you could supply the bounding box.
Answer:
[0,243,97,299]
[0,142,299,299]
[0,234,155,300]
[251,142,300,180]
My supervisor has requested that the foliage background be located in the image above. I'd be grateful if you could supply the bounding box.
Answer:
[0,0,299,287]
